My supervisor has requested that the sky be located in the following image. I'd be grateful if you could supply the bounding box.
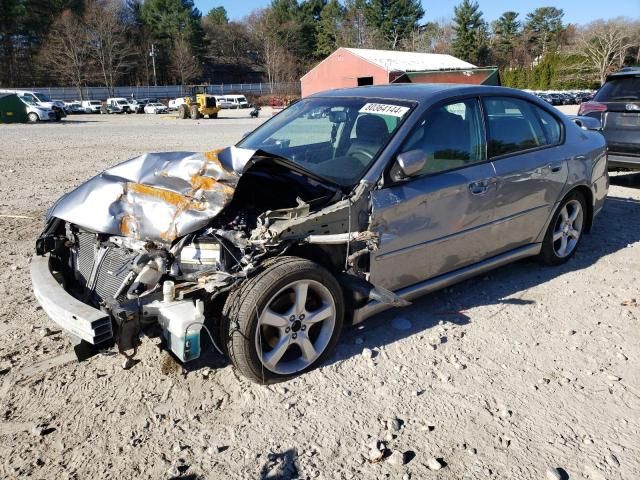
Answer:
[194,0,640,24]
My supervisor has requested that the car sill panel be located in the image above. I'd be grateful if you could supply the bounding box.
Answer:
[352,243,541,324]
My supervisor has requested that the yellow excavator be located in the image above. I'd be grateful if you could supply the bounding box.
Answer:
[177,85,221,119]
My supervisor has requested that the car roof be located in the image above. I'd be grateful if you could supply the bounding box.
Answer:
[607,68,640,80]
[310,83,528,103]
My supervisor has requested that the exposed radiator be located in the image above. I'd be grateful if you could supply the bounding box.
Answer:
[73,232,134,304]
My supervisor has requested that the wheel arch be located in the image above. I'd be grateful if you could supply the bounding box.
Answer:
[570,184,594,233]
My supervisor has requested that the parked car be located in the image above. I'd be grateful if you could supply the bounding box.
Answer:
[64,101,84,114]
[128,98,155,113]
[20,98,57,122]
[0,89,66,118]
[579,68,640,170]
[213,95,233,109]
[168,98,186,111]
[575,92,594,104]
[31,85,608,383]
[144,102,168,114]
[81,100,102,113]
[103,97,132,114]
[537,93,554,105]
[224,94,250,109]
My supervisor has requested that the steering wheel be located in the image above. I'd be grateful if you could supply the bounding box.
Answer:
[349,149,374,164]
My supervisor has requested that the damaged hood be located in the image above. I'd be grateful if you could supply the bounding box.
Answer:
[48,146,257,242]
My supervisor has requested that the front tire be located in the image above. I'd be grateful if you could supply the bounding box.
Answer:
[538,191,587,265]
[221,257,344,383]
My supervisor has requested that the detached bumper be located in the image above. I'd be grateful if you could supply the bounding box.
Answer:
[30,255,113,344]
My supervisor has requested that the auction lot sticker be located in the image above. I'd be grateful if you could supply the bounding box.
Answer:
[359,103,410,117]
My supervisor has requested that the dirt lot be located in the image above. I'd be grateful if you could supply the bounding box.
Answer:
[1,106,639,480]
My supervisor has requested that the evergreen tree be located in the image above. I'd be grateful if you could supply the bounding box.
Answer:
[492,11,520,67]
[452,0,486,64]
[140,0,206,82]
[316,0,345,55]
[524,7,564,59]
[364,0,425,49]
[206,6,228,25]
[140,0,205,54]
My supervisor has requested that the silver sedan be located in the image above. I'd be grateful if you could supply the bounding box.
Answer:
[32,84,608,383]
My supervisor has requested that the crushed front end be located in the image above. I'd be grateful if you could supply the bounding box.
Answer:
[30,145,361,363]
[32,217,241,362]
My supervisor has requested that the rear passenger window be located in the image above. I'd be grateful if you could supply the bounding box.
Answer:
[400,98,485,176]
[483,97,562,157]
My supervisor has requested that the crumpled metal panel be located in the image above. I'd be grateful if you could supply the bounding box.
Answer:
[48,146,257,242]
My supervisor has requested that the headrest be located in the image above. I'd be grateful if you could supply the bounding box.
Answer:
[355,114,389,140]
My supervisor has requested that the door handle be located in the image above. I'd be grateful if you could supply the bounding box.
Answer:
[468,179,490,195]
[544,163,563,173]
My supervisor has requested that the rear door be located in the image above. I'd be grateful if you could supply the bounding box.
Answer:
[482,96,568,252]
[369,97,497,291]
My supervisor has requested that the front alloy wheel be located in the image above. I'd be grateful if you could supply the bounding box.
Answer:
[222,257,343,383]
[256,279,336,375]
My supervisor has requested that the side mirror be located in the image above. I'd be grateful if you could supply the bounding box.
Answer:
[396,149,426,178]
[569,115,602,131]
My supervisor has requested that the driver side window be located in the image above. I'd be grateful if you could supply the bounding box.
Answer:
[400,98,485,176]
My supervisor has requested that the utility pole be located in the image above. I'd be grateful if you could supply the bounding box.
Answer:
[150,44,157,87]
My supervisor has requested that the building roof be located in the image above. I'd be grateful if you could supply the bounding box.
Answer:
[343,48,476,72]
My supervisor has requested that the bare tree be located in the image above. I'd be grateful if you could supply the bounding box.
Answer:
[38,10,90,99]
[246,10,292,92]
[85,0,134,96]
[580,19,635,85]
[170,35,201,85]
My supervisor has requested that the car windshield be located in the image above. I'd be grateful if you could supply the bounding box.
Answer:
[34,92,52,102]
[595,77,640,101]
[237,97,413,186]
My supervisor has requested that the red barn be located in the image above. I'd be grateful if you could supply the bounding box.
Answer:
[301,47,499,97]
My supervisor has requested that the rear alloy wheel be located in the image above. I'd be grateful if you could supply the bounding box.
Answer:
[27,112,39,123]
[538,191,587,265]
[222,257,343,383]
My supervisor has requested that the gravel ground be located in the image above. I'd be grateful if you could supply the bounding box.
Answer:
[1,105,639,479]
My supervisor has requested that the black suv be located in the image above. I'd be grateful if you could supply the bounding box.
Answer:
[579,68,640,170]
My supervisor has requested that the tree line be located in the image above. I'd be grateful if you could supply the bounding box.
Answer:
[1,0,638,97]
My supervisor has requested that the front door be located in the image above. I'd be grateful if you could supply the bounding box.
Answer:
[369,98,497,292]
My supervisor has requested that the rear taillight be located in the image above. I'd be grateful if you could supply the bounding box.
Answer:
[578,101,607,116]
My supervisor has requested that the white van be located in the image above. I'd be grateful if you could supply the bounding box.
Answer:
[81,100,102,113]
[104,97,132,114]
[224,95,249,109]
[0,89,67,117]
[18,97,57,122]
[168,98,186,111]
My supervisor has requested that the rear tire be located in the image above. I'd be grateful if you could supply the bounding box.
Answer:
[538,190,587,265]
[27,112,39,123]
[221,257,344,383]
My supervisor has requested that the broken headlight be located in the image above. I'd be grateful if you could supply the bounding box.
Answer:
[178,237,222,276]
